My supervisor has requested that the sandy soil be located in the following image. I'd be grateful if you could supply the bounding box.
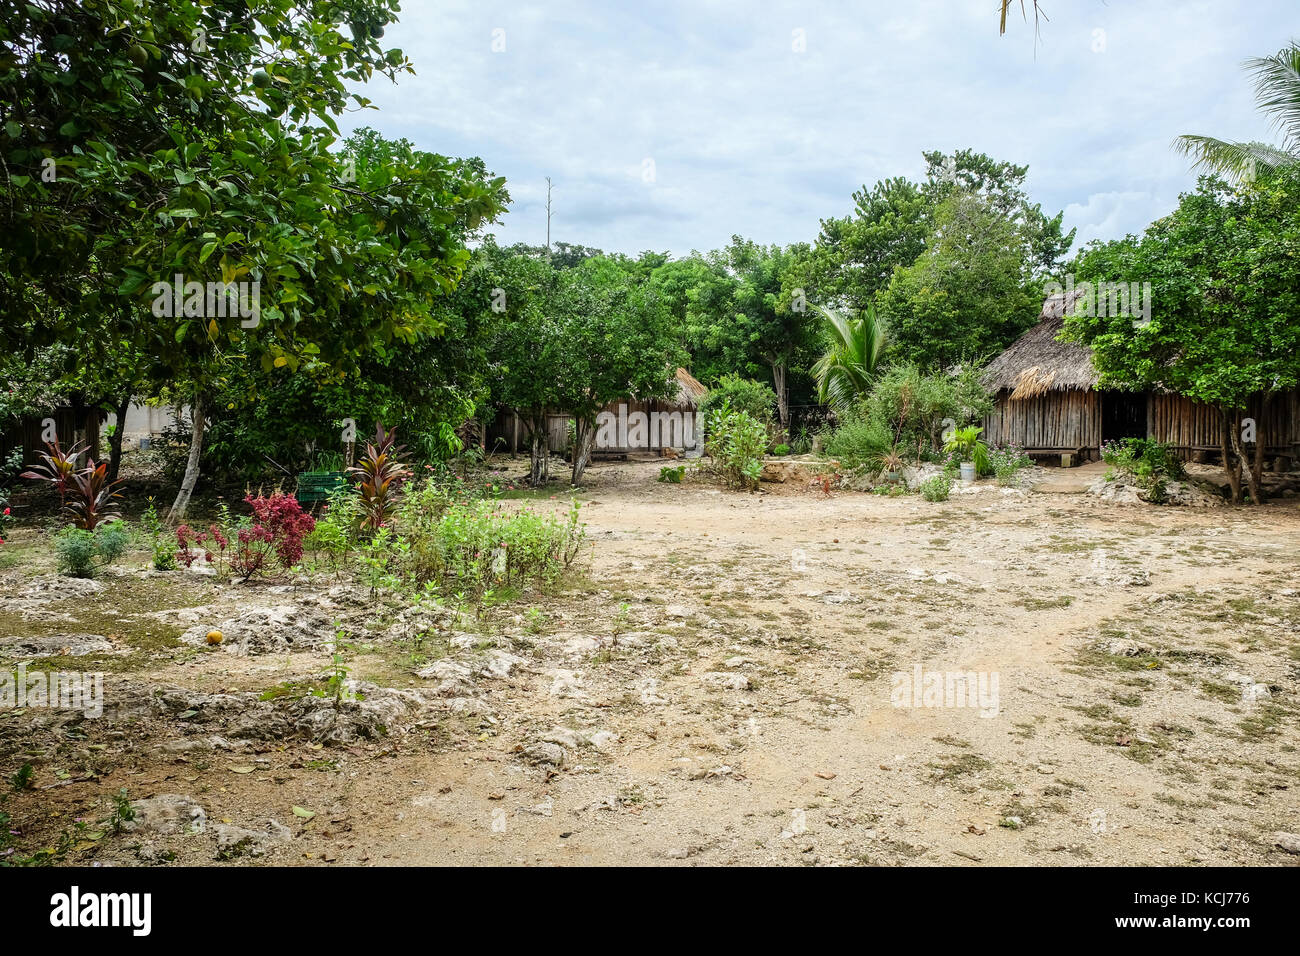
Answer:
[2,458,1299,866]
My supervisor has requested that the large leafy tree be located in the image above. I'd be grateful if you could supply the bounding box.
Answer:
[554,257,682,485]
[876,192,1041,368]
[2,2,507,518]
[1174,41,1300,182]
[1064,171,1300,503]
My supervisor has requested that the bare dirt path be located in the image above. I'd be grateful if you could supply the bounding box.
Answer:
[3,459,1298,866]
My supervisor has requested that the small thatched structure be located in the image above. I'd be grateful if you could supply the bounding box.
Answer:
[488,368,707,456]
[983,293,1300,466]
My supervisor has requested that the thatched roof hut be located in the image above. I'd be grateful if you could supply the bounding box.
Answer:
[982,292,1096,400]
[983,292,1300,467]
[487,367,708,457]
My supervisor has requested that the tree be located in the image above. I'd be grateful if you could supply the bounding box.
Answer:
[876,192,1040,368]
[1,2,507,519]
[781,177,929,316]
[553,258,682,485]
[1064,171,1300,503]
[1174,41,1300,182]
[810,305,889,411]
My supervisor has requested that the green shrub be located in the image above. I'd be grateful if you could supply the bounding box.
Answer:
[658,465,686,483]
[918,474,952,501]
[698,374,777,426]
[698,402,767,490]
[54,522,128,578]
[396,489,585,597]
[864,363,992,458]
[824,411,891,470]
[772,443,791,456]
[1102,438,1186,503]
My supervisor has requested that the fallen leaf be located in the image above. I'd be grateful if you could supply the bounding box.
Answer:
[292,806,316,820]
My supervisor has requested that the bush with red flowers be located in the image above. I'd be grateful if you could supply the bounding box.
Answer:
[231,492,316,581]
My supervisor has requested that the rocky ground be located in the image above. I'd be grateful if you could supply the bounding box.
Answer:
[2,457,1299,867]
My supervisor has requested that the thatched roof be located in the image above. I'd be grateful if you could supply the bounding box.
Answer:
[982,292,1099,399]
[673,367,707,406]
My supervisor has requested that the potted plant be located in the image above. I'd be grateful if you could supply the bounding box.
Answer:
[943,425,988,485]
[873,446,906,485]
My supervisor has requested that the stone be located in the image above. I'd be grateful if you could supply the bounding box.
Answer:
[180,605,334,655]
[1274,832,1300,854]
[126,794,207,836]
[522,742,565,767]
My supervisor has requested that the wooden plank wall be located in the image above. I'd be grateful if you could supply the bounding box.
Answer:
[487,399,697,454]
[0,410,102,467]
[983,390,1099,449]
[1149,390,1300,452]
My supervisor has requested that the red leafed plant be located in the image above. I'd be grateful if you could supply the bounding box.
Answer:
[231,492,316,581]
[348,423,412,532]
[175,524,211,569]
[23,440,122,529]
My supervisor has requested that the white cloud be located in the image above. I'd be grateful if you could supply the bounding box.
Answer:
[342,0,1293,257]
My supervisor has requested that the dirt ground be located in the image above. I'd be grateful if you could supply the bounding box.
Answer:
[2,457,1299,867]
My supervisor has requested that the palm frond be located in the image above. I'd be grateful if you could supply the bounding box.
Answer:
[1245,42,1300,154]
[1171,135,1296,182]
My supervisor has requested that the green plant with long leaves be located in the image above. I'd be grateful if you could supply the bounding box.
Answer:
[810,305,888,410]
[1174,41,1300,182]
[943,425,990,473]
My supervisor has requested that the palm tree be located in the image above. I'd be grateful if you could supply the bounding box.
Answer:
[1174,41,1300,182]
[810,305,888,410]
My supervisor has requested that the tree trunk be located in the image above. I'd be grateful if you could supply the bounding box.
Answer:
[167,396,206,523]
[1227,409,1261,504]
[1219,411,1241,504]
[770,360,788,430]
[106,395,130,484]
[527,410,550,487]
[570,417,595,486]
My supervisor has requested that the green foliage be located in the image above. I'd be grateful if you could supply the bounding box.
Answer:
[772,444,791,457]
[394,490,585,598]
[944,425,989,474]
[864,363,992,458]
[658,465,686,483]
[698,403,767,490]
[1102,439,1187,504]
[876,193,1042,368]
[1173,42,1300,182]
[810,305,889,409]
[823,411,891,470]
[54,523,127,578]
[698,373,777,425]
[918,474,953,501]
[1065,168,1300,502]
[988,444,1033,486]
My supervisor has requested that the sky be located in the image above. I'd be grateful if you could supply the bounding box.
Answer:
[340,0,1298,259]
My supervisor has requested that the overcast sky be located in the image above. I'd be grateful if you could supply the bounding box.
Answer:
[341,1,1297,258]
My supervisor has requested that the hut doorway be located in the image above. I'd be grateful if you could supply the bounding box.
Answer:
[1101,391,1148,443]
